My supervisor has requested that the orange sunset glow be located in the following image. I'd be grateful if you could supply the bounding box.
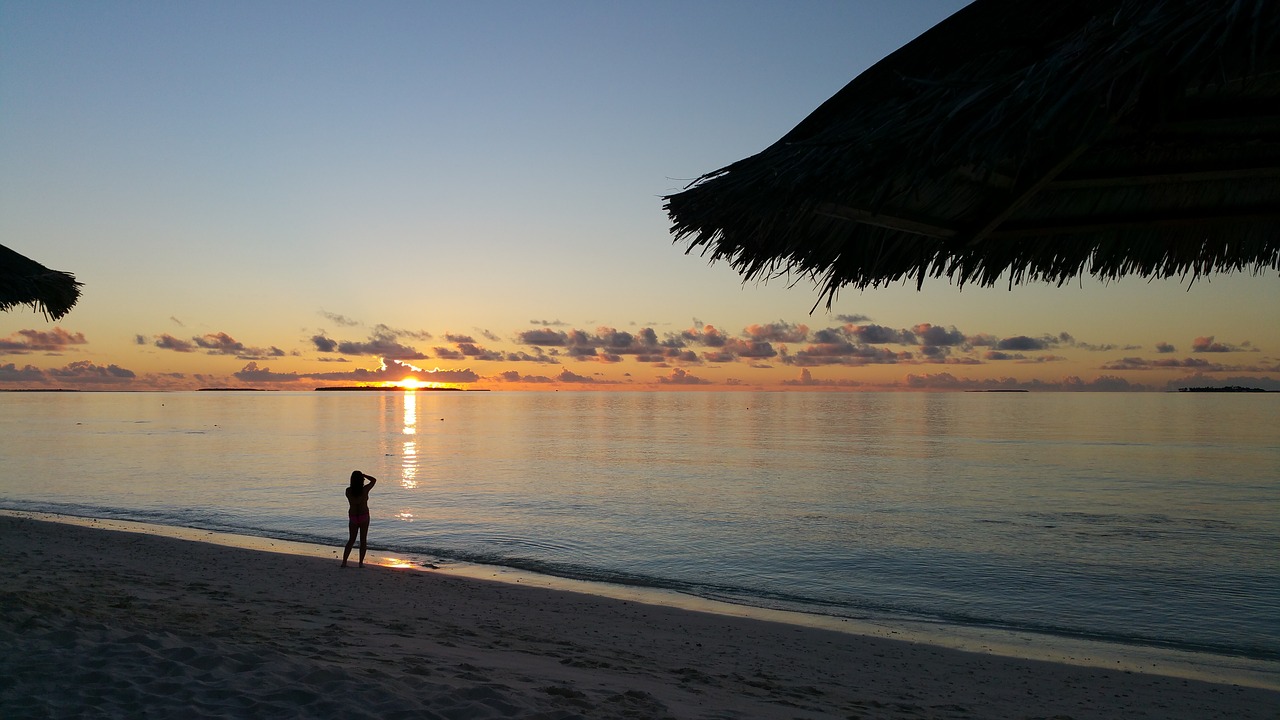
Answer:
[1,1,1276,394]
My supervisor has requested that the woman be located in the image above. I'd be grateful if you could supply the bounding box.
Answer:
[342,470,377,567]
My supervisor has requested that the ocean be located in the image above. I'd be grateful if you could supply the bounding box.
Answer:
[3,390,1277,682]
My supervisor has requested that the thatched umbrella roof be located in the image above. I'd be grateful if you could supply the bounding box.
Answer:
[665,0,1280,305]
[0,244,83,321]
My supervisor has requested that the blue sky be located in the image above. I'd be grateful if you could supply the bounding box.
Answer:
[3,1,1277,391]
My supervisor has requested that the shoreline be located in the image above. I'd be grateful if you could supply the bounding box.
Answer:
[4,513,1277,718]
[4,510,1277,696]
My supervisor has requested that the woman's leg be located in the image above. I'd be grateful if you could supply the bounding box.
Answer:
[357,521,369,566]
[342,523,358,566]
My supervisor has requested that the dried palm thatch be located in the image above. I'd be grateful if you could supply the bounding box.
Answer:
[0,244,83,321]
[665,0,1280,306]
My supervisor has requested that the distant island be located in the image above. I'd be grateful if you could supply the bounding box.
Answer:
[964,389,1029,393]
[1177,386,1275,393]
[314,386,487,392]
[198,388,274,391]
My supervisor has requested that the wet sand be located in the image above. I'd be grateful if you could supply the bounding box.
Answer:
[1,515,1275,719]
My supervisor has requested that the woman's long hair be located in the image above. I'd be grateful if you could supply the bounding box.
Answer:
[349,470,363,489]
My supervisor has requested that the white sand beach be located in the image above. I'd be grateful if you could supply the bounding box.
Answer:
[1,514,1275,719]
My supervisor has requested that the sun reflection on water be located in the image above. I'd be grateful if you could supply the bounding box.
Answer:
[402,391,417,435]
[401,391,419,489]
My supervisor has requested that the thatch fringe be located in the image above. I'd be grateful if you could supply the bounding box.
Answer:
[665,0,1280,304]
[0,244,83,321]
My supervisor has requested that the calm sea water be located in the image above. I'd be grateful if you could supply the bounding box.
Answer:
[2,390,1277,666]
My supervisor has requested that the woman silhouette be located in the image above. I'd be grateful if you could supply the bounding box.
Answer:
[342,470,377,567]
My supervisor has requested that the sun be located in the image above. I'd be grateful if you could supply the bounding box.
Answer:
[377,376,462,391]
[387,377,454,390]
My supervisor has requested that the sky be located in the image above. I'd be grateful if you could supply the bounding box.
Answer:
[2,0,1278,392]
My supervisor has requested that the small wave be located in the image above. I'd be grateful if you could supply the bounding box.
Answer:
[4,500,1276,663]
[374,538,1280,663]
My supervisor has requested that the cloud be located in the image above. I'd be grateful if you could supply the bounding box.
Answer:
[22,313,1245,391]
[520,326,666,360]
[430,335,509,358]
[45,360,136,384]
[1166,373,1280,392]
[845,323,910,344]
[311,335,338,352]
[192,332,285,359]
[681,324,727,347]
[902,372,1153,392]
[504,349,559,364]
[656,368,711,385]
[1192,336,1246,353]
[780,368,864,387]
[743,322,809,343]
[234,362,302,383]
[781,340,905,366]
[518,328,569,346]
[455,343,504,360]
[1074,342,1118,352]
[996,335,1048,351]
[371,323,432,341]
[150,331,281,359]
[811,327,848,344]
[1101,357,1221,371]
[170,316,185,327]
[495,370,555,383]
[155,334,196,352]
[417,367,481,383]
[319,310,361,327]
[0,327,88,354]
[911,323,965,347]
[314,327,428,359]
[1017,355,1067,364]
[593,327,661,354]
[305,358,480,385]
[0,363,48,383]
[722,338,777,359]
[1080,375,1149,392]
[556,369,596,383]
[376,359,481,384]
